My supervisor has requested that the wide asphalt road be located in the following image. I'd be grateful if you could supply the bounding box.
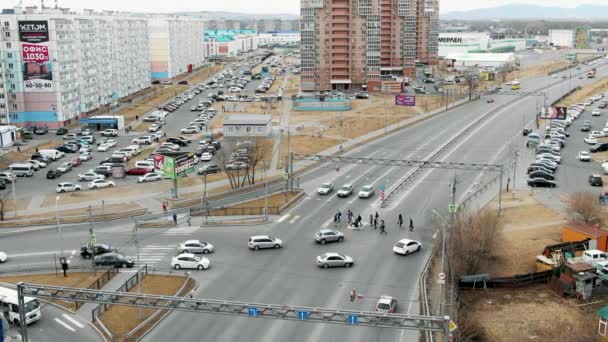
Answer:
[1,57,605,342]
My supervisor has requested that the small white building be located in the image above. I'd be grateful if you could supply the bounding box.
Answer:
[549,30,574,48]
[0,126,17,148]
[445,53,518,70]
[223,114,272,137]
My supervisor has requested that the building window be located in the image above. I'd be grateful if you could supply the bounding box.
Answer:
[4,31,9,38]
[6,42,10,49]
[257,127,262,133]
[11,104,17,110]
[10,84,15,90]
[7,52,12,59]
[7,63,13,69]
[3,21,8,28]
[246,127,251,133]
[228,127,233,133]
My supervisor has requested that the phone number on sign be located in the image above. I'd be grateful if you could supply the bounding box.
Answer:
[25,82,52,89]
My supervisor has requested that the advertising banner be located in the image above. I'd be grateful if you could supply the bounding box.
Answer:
[19,20,53,92]
[540,106,567,120]
[153,152,195,180]
[395,94,416,106]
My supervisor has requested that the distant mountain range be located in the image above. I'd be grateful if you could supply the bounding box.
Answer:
[442,4,608,20]
[173,11,299,20]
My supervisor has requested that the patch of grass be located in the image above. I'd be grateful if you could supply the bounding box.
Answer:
[557,77,608,106]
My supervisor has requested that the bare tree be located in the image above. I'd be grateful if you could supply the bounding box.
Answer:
[565,192,603,224]
[215,146,240,190]
[244,138,271,186]
[0,187,12,221]
[440,208,502,277]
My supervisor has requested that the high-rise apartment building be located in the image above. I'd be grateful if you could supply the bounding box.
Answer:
[301,0,439,92]
[148,15,205,80]
[0,7,150,127]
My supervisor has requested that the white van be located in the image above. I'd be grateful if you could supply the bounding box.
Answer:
[0,286,42,325]
[8,163,34,177]
[125,145,141,156]
[135,161,154,171]
[39,149,63,161]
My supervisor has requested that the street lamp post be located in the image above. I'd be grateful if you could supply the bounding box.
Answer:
[432,209,447,316]
[56,195,63,257]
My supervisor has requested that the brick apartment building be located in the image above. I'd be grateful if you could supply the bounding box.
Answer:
[301,0,439,93]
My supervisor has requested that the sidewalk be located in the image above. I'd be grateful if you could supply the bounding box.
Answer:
[75,270,136,322]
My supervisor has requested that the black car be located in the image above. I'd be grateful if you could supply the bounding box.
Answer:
[23,127,36,135]
[529,171,555,180]
[194,147,206,156]
[93,253,134,268]
[178,80,188,85]
[210,141,221,150]
[589,175,604,186]
[527,178,556,188]
[522,128,531,136]
[217,90,224,95]
[56,127,68,135]
[198,163,221,175]
[56,145,78,153]
[166,138,188,147]
[34,127,48,135]
[151,80,161,84]
[46,169,62,179]
[527,164,555,174]
[591,143,608,153]
[81,243,117,258]
[581,124,591,132]
[32,153,51,164]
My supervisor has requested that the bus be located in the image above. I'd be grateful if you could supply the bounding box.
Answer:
[0,286,41,325]
[511,80,521,90]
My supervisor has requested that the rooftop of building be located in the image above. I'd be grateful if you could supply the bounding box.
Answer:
[445,52,516,63]
[223,114,272,126]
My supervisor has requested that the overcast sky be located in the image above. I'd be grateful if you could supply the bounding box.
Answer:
[7,0,608,15]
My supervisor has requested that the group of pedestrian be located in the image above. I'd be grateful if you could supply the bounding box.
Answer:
[335,210,414,234]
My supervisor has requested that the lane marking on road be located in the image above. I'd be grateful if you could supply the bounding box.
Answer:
[305,196,312,200]
[316,198,322,201]
[277,214,290,223]
[289,215,300,224]
[62,314,84,328]
[55,318,76,332]
[8,250,77,258]
[321,219,333,228]
[345,175,351,179]
[140,247,174,250]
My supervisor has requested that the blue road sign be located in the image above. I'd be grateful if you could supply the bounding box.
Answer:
[379,185,385,191]
[298,311,309,320]
[348,314,358,325]
[248,307,258,317]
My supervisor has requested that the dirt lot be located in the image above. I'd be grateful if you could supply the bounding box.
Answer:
[100,274,189,337]
[460,286,597,342]
[557,77,608,106]
[476,191,565,277]
[2,140,63,167]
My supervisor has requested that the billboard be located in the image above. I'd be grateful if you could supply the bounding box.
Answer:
[19,21,53,92]
[540,106,567,120]
[153,152,195,180]
[395,94,416,106]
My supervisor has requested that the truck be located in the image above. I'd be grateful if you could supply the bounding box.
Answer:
[0,285,42,325]
[587,68,596,78]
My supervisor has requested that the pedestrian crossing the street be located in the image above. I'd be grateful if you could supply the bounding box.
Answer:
[163,226,200,236]
[135,244,176,267]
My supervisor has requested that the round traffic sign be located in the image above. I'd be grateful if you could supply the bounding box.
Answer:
[438,272,446,280]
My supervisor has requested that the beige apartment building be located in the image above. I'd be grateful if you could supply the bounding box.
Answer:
[301,0,439,93]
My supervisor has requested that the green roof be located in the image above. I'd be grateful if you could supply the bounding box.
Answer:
[203,29,256,42]
[597,306,608,319]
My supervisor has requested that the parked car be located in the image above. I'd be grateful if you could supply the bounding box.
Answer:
[46,169,62,179]
[56,182,81,193]
[197,164,220,175]
[171,253,210,270]
[78,171,105,181]
[527,178,557,188]
[126,167,149,176]
[578,151,592,162]
[57,162,73,173]
[316,253,354,268]
[101,129,118,137]
[88,179,115,189]
[314,229,344,244]
[93,253,134,268]
[138,172,163,183]
[56,127,68,135]
[589,174,604,187]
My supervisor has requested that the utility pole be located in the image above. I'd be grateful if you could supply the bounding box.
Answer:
[512,150,519,199]
[263,161,268,221]
[132,219,143,320]
[89,205,96,274]
[56,195,63,257]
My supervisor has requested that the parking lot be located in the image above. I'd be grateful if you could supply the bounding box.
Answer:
[4,51,294,200]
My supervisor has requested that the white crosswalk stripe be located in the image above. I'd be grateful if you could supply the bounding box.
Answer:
[276,214,290,223]
[62,314,84,328]
[135,244,176,267]
[288,215,300,224]
[163,227,200,236]
[55,318,76,332]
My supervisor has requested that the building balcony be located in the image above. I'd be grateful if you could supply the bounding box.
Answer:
[332,9,349,15]
[331,33,350,39]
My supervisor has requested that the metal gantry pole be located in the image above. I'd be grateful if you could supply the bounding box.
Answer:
[512,151,519,199]
[204,173,208,225]
[11,177,16,217]
[133,220,144,320]
[264,162,268,220]
[17,282,28,342]
[498,165,504,214]
[56,195,63,257]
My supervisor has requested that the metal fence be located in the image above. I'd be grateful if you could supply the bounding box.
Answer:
[0,207,146,227]
[74,268,118,310]
[459,270,553,289]
[190,206,280,217]
[91,265,148,320]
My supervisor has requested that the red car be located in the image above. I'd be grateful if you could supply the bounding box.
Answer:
[126,167,149,176]
[70,158,82,167]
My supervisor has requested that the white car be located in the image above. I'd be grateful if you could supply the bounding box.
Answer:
[148,123,161,132]
[590,131,604,138]
[138,172,163,183]
[337,184,353,197]
[132,136,153,145]
[171,253,210,270]
[181,126,201,134]
[593,110,601,116]
[79,171,105,181]
[200,152,213,161]
[88,179,115,189]
[376,296,398,313]
[79,146,92,153]
[228,87,242,93]
[28,159,47,168]
[0,251,7,263]
[578,151,591,162]
[79,152,93,161]
[602,162,608,175]
[97,143,110,152]
[358,184,374,198]
[317,182,333,195]
[104,139,117,148]
[161,143,180,151]
[178,240,215,254]
[56,182,81,193]
[393,239,422,255]
[586,136,598,144]
[536,153,561,164]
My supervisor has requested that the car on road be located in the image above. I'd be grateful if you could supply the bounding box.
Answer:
[126,167,150,176]
[138,172,163,183]
[56,127,68,135]
[94,165,112,177]
[97,143,110,152]
[93,253,134,268]
[0,251,6,263]
[56,182,81,193]
[316,253,354,268]
[590,174,604,187]
[0,172,16,183]
[376,296,398,313]
[81,243,117,258]
[178,240,215,254]
[581,124,591,132]
[593,110,602,116]
[358,185,374,198]
[317,182,334,195]
[337,184,353,197]
[160,142,180,151]
[57,162,73,173]
[69,157,82,167]
[393,239,422,255]
[88,179,115,189]
[132,136,153,145]
[314,229,344,244]
[46,169,62,179]
[527,177,557,188]
[578,151,592,162]
[101,129,118,137]
[590,131,604,138]
[248,235,283,250]
[34,126,48,135]
[78,171,105,181]
[200,152,213,161]
[226,161,248,170]
[79,145,92,153]
[27,159,46,169]
[536,154,561,164]
[197,164,220,175]
[171,253,210,270]
[180,126,201,134]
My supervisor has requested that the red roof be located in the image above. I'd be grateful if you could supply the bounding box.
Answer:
[565,222,608,237]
